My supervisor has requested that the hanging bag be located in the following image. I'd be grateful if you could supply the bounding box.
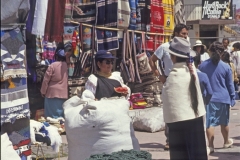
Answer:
[120,32,132,83]
[125,31,135,82]
[136,32,152,75]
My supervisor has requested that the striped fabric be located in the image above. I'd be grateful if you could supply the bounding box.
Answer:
[162,0,174,41]
[63,22,79,51]
[42,41,56,60]
[72,0,96,24]
[96,29,119,51]
[82,26,92,52]
[128,0,138,30]
[117,0,131,29]
[36,35,44,53]
[64,0,72,21]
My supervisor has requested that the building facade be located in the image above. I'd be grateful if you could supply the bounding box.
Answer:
[184,0,238,48]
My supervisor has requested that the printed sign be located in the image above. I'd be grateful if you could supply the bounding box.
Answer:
[202,0,233,20]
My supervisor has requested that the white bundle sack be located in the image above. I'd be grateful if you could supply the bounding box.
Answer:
[131,107,165,133]
[1,133,21,160]
[63,96,140,160]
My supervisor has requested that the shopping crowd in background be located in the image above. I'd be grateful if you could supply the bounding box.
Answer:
[40,23,238,159]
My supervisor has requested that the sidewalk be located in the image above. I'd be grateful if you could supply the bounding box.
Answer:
[40,101,240,160]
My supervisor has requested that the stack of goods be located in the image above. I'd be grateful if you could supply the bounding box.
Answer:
[37,117,65,134]
[129,93,148,109]
[86,149,152,160]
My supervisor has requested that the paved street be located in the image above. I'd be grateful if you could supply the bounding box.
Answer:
[33,101,240,160]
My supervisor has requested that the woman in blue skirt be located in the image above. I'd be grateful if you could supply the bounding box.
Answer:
[199,41,235,153]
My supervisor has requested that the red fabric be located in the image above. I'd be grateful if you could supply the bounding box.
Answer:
[146,0,164,51]
[44,0,66,42]
[72,31,77,50]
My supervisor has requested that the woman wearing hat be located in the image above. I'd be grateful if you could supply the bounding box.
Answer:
[193,40,210,62]
[162,37,208,159]
[81,50,130,100]
[40,43,69,118]
[199,42,235,153]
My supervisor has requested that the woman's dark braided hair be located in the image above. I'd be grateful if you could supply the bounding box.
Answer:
[209,41,225,65]
[176,55,199,117]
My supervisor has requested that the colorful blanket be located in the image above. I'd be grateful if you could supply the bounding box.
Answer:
[2,29,31,81]
[117,0,131,29]
[162,0,174,38]
[128,0,138,30]
[96,29,119,51]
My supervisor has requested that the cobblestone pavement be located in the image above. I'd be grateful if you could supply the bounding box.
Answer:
[32,101,240,160]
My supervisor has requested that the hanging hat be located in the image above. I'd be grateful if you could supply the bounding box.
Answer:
[95,50,116,60]
[165,37,196,58]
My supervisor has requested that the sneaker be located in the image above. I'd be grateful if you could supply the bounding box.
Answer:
[223,138,233,148]
[164,144,169,150]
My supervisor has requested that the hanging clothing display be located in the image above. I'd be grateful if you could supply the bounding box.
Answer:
[44,0,66,42]
[42,41,56,60]
[72,0,96,24]
[26,0,37,32]
[128,0,138,30]
[64,0,72,21]
[31,0,48,36]
[1,0,29,30]
[174,0,186,25]
[95,0,119,51]
[162,0,174,41]
[136,0,147,31]
[146,0,164,51]
[36,35,44,53]
[117,0,131,29]
[1,29,27,80]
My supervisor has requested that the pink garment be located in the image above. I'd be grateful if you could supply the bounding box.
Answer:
[41,61,68,99]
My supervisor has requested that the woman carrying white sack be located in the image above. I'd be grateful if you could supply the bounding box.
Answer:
[161,37,208,159]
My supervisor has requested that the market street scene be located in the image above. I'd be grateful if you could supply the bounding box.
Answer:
[1,0,240,160]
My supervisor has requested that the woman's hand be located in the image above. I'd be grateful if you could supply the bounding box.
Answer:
[41,94,45,98]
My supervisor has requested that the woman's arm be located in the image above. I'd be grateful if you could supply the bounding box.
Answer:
[225,68,236,107]
[40,65,53,96]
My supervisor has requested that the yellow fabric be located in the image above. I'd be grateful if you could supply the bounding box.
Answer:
[134,101,147,105]
[162,0,174,42]
[8,78,16,89]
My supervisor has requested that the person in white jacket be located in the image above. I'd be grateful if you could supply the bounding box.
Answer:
[162,37,207,159]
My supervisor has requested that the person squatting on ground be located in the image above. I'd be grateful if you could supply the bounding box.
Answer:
[149,23,189,150]
[161,37,208,160]
[199,41,235,154]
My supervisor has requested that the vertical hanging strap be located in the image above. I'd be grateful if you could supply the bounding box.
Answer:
[91,26,96,74]
[120,31,131,83]
[132,31,142,83]
[126,31,135,82]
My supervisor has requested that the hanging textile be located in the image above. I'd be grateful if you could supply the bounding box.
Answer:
[129,0,138,30]
[36,35,44,53]
[72,0,96,24]
[1,0,29,31]
[1,29,27,80]
[95,0,119,51]
[44,0,66,42]
[63,22,79,49]
[81,26,93,52]
[31,0,48,36]
[146,0,164,51]
[26,0,37,32]
[162,0,174,42]
[117,0,131,29]
[136,0,147,31]
[64,0,72,21]
[42,41,56,60]
[174,0,186,25]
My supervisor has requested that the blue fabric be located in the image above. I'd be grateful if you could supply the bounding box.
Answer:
[129,0,137,30]
[199,59,235,106]
[206,102,230,128]
[44,97,65,118]
[196,70,213,105]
